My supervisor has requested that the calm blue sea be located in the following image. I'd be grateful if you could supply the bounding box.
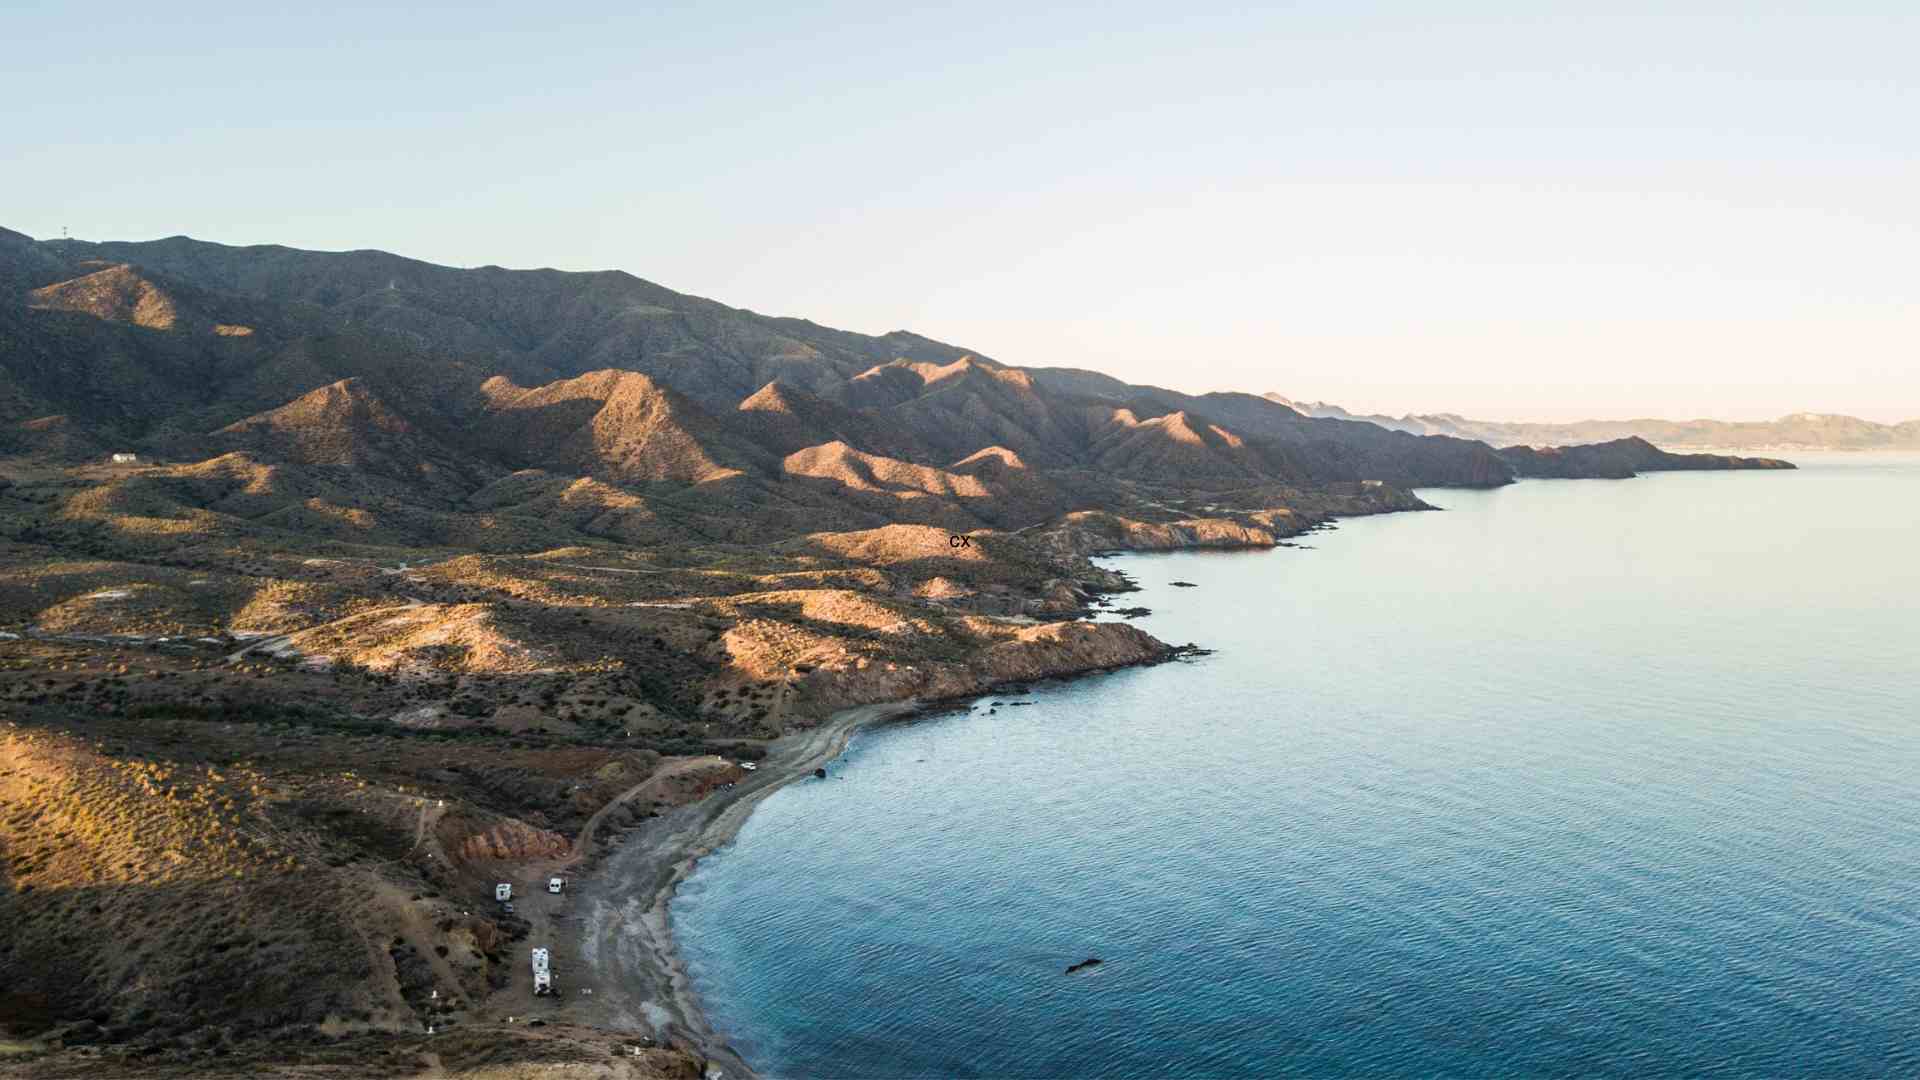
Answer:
[673,453,1920,1078]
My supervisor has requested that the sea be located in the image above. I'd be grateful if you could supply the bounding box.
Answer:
[672,452,1920,1078]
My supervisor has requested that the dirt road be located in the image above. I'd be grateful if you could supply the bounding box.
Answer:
[223,601,425,663]
[473,755,746,1036]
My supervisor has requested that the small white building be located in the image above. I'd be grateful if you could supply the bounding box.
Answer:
[110,452,139,464]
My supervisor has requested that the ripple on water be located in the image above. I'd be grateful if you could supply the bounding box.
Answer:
[675,456,1920,1078]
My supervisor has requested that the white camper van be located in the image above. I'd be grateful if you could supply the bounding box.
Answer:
[547,877,564,894]
[531,947,553,995]
[495,883,512,902]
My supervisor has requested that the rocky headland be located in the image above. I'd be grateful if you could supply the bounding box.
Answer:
[1496,436,1796,479]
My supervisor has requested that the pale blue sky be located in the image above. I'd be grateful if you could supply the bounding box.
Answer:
[5,3,1916,421]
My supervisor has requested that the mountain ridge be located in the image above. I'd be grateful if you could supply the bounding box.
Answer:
[0,225,1795,548]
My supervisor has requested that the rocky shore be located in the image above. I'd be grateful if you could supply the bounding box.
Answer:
[572,618,1189,1077]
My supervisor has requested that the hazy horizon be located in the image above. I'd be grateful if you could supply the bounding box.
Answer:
[8,3,1915,423]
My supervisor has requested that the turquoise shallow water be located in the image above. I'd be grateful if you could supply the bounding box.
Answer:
[674,454,1920,1078]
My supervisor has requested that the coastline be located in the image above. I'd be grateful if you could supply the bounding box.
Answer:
[570,648,1206,1076]
[571,466,1842,1076]
[562,540,1226,1076]
[574,698,923,1077]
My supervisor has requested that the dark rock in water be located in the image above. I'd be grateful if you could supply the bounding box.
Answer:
[1112,607,1152,618]
[1169,581,1198,588]
[813,767,827,779]
[1065,957,1104,974]
[1007,702,1034,707]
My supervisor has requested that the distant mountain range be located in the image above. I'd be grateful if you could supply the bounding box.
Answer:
[0,225,1791,558]
[1268,396,1919,451]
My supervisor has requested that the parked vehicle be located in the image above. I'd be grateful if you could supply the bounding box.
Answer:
[548,877,565,894]
[532,947,553,995]
[495,882,512,902]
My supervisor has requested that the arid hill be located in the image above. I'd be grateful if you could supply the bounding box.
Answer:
[480,370,769,487]
[210,378,495,492]
[731,379,936,462]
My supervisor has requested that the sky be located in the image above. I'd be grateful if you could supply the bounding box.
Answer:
[5,2,1917,422]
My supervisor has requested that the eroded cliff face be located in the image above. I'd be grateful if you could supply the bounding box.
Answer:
[447,816,570,863]
[795,620,1172,711]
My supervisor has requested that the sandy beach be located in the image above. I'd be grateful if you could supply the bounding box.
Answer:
[571,699,923,1077]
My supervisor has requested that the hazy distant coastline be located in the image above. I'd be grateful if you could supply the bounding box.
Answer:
[1269,396,1920,452]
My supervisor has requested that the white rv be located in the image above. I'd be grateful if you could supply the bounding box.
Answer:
[495,883,512,902]
[531,947,553,995]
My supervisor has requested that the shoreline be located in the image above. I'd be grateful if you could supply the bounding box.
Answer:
[569,547,1212,1076]
[571,655,1201,1076]
[574,698,924,1077]
[564,517,1242,1078]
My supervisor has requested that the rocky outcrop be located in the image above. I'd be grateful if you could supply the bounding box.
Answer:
[796,620,1173,710]
[970,620,1169,681]
[1035,511,1289,555]
[1030,483,1430,558]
